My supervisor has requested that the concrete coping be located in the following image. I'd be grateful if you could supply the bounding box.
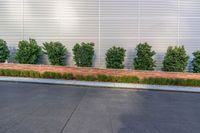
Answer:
[0,76,200,93]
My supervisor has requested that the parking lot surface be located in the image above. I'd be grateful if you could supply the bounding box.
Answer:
[0,82,200,133]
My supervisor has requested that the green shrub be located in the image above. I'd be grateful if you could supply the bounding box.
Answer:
[42,72,62,79]
[43,42,66,66]
[0,39,9,63]
[162,46,189,72]
[133,42,156,70]
[192,51,200,73]
[105,46,126,69]
[72,42,94,67]
[15,39,41,64]
[63,73,74,80]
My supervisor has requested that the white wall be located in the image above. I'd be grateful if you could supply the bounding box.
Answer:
[0,0,200,70]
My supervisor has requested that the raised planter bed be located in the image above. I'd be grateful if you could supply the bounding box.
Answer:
[0,63,200,80]
[1,63,200,87]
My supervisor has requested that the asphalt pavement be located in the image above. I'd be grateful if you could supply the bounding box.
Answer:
[0,81,200,133]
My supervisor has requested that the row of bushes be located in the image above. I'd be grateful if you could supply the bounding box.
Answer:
[1,69,200,87]
[0,39,95,67]
[0,39,200,72]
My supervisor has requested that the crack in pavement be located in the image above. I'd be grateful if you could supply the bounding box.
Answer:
[59,89,88,133]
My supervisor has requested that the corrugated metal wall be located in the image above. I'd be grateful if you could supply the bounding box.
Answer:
[0,0,200,69]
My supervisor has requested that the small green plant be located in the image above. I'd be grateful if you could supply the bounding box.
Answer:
[162,46,189,72]
[192,51,200,73]
[105,46,126,69]
[15,39,41,64]
[28,71,41,78]
[42,72,62,79]
[63,73,74,79]
[0,69,40,77]
[115,76,140,83]
[0,69,16,76]
[142,77,174,85]
[97,74,115,82]
[133,42,156,70]
[141,77,200,87]
[0,39,9,63]
[84,75,97,81]
[72,42,95,67]
[75,75,97,81]
[185,79,200,86]
[74,75,86,80]
[20,70,39,77]
[43,42,66,66]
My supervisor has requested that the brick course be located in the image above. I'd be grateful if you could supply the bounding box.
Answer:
[1,63,200,80]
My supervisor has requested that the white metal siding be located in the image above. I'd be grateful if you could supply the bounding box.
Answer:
[0,0,200,69]
[0,0,23,44]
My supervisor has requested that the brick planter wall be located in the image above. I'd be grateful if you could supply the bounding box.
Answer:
[1,63,200,80]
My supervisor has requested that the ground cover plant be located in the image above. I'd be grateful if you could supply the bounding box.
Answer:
[0,69,41,78]
[1,69,200,87]
[142,77,200,87]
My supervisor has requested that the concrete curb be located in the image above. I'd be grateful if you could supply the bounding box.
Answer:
[0,76,200,93]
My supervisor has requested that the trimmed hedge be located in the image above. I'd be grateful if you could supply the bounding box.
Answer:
[1,69,200,87]
[43,42,67,66]
[105,46,126,69]
[0,39,9,63]
[1,36,200,72]
[192,51,200,73]
[1,36,198,72]
[15,39,41,64]
[72,42,95,67]
[162,46,189,72]
[133,42,156,70]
